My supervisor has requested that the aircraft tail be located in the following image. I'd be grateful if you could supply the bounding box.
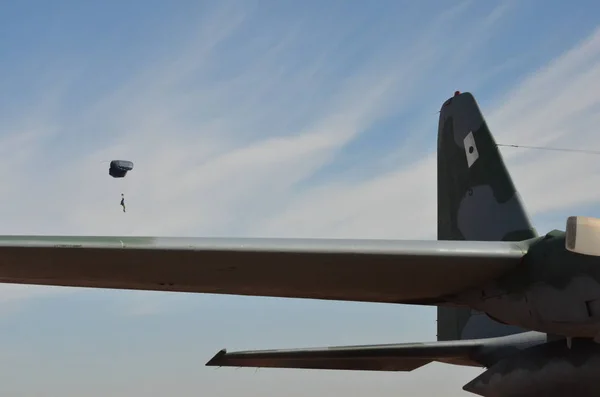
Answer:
[436,91,537,341]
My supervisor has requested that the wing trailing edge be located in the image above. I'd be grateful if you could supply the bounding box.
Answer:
[0,236,527,304]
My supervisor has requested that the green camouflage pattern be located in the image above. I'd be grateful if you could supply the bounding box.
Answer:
[436,92,537,342]
[463,337,600,396]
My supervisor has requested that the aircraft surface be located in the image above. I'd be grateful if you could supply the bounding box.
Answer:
[1,92,600,396]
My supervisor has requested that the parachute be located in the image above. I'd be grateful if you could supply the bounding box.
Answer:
[107,160,133,213]
[109,160,134,178]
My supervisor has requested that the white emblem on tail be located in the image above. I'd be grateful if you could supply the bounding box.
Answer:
[463,131,479,168]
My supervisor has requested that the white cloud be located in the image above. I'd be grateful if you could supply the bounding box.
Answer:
[0,0,597,314]
[486,25,600,218]
[6,1,506,240]
[2,3,600,396]
[257,21,600,240]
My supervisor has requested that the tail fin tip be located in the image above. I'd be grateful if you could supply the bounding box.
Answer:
[437,91,537,243]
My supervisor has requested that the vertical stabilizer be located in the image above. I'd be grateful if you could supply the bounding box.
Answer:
[436,91,537,341]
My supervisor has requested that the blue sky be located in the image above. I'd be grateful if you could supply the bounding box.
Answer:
[2,0,600,395]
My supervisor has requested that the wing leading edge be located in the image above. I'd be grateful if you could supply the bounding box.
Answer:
[0,236,527,304]
[206,339,486,371]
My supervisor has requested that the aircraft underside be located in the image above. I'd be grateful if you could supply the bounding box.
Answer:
[452,280,600,342]
[206,331,600,397]
[448,229,600,343]
[462,337,600,397]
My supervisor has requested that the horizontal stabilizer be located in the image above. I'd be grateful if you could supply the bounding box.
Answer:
[0,236,527,304]
[206,340,485,372]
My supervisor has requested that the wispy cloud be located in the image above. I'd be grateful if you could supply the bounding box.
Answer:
[257,12,600,241]
[2,1,600,395]
[39,1,517,241]
[0,0,598,307]
[487,25,600,218]
[0,0,595,299]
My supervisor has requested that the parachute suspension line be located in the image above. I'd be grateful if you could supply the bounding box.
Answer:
[496,143,600,156]
[117,182,132,235]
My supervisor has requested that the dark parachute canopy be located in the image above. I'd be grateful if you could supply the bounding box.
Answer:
[109,160,134,178]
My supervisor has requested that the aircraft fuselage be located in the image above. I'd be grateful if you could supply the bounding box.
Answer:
[464,336,600,397]
[453,230,600,341]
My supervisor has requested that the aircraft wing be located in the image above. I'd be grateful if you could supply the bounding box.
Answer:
[0,236,527,304]
[206,340,486,371]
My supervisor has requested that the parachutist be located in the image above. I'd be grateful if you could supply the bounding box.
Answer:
[107,160,132,212]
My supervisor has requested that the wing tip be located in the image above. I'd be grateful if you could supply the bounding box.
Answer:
[206,349,228,366]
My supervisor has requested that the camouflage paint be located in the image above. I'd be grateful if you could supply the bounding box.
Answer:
[0,234,526,304]
[206,330,550,375]
[456,230,600,339]
[0,235,157,247]
[464,337,600,397]
[436,92,536,342]
[2,91,599,396]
